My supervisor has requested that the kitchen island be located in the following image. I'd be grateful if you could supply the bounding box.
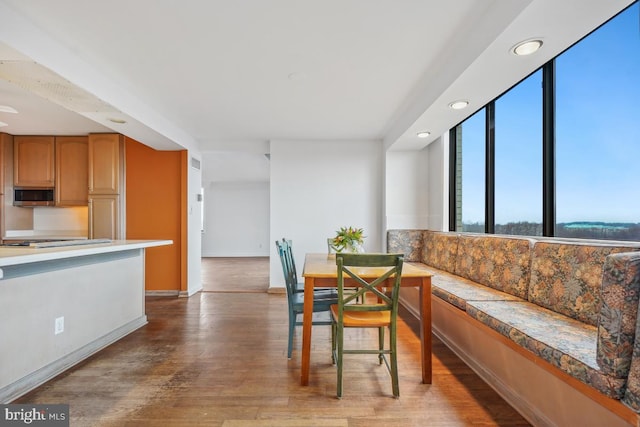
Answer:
[0,239,172,403]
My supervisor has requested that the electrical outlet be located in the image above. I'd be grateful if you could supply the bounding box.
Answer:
[54,316,64,335]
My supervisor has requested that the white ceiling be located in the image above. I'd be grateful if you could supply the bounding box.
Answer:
[0,0,634,153]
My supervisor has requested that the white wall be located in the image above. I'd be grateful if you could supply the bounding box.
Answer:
[199,135,447,289]
[200,149,271,257]
[385,134,448,233]
[394,134,449,316]
[270,139,383,288]
[186,150,203,296]
[385,149,430,230]
[201,181,270,257]
[427,134,448,231]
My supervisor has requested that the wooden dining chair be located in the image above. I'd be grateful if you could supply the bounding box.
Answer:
[275,239,338,359]
[284,238,336,294]
[331,253,404,398]
[327,237,339,254]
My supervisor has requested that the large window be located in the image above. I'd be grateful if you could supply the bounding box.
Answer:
[494,70,543,236]
[458,109,485,232]
[555,3,640,240]
[451,2,639,241]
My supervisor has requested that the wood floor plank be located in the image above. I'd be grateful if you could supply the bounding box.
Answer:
[201,257,269,292]
[13,257,531,426]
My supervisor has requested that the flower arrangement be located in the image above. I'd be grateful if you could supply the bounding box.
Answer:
[331,226,365,253]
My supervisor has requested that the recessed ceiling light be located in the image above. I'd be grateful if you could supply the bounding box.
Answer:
[448,100,469,110]
[0,105,18,114]
[417,131,430,138]
[0,121,8,128]
[108,118,127,124]
[512,39,543,56]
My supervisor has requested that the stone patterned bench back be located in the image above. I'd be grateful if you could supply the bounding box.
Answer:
[597,252,640,382]
[621,257,640,411]
[422,231,459,273]
[455,234,534,299]
[528,241,639,327]
[387,229,423,262]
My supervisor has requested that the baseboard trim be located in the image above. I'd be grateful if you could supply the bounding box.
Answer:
[180,286,203,297]
[145,290,180,297]
[1,316,148,403]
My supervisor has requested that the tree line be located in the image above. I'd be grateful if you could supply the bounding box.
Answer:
[462,221,640,242]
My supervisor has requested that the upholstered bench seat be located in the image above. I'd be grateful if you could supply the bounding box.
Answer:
[388,229,640,425]
[466,300,626,399]
[425,267,523,310]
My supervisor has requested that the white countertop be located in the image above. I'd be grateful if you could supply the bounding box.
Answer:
[0,240,173,267]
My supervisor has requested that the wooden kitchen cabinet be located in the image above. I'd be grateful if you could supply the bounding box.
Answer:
[55,136,88,206]
[13,136,55,188]
[0,132,12,195]
[88,133,125,239]
[1,135,32,237]
[88,194,123,239]
[1,133,13,242]
[88,133,124,195]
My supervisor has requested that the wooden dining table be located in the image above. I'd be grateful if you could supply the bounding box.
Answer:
[300,253,433,386]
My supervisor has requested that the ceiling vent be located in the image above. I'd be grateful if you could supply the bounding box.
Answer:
[191,157,201,170]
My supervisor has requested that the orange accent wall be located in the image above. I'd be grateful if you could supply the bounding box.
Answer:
[125,137,186,291]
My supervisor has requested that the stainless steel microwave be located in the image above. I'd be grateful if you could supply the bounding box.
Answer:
[13,187,55,207]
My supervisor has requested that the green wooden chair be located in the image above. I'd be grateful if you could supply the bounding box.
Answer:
[331,253,404,398]
[275,239,338,359]
[327,237,339,254]
[284,238,336,294]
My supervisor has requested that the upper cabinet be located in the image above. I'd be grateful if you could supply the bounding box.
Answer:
[55,136,88,206]
[88,133,124,195]
[13,136,55,188]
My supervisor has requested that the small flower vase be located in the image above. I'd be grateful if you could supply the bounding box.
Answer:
[343,242,364,253]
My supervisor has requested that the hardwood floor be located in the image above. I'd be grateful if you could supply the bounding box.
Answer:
[14,257,530,426]
[201,257,270,292]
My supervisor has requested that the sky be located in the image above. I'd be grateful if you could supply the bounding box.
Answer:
[460,2,639,225]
